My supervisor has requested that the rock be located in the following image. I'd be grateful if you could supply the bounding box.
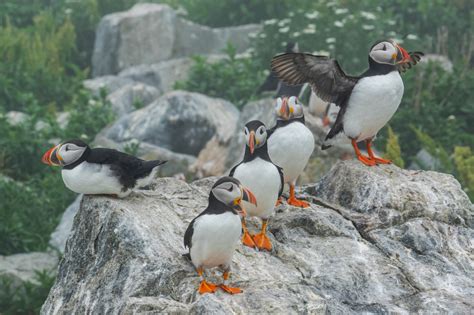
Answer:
[0,252,58,289]
[83,75,136,96]
[92,4,261,76]
[49,195,83,253]
[107,83,160,116]
[408,148,441,170]
[189,136,229,178]
[99,91,239,156]
[118,58,193,95]
[42,165,473,313]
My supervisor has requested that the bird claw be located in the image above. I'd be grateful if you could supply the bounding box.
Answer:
[357,155,377,166]
[199,280,217,294]
[252,232,272,251]
[220,284,243,294]
[242,231,257,248]
[287,197,310,208]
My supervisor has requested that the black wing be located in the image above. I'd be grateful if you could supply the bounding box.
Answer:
[228,162,242,177]
[276,165,285,197]
[271,53,359,107]
[397,51,424,73]
[183,217,196,252]
[87,148,165,188]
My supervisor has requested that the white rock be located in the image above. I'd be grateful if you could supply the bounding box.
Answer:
[107,83,160,116]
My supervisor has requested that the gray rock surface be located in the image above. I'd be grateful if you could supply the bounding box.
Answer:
[49,195,83,253]
[83,75,136,96]
[92,3,261,76]
[106,82,160,116]
[0,252,58,289]
[42,162,473,314]
[99,91,239,156]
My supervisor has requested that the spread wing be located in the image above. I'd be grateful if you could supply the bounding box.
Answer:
[397,51,424,73]
[271,53,359,107]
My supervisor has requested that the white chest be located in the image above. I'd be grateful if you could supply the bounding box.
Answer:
[232,157,281,218]
[190,212,241,268]
[268,122,315,183]
[343,71,404,141]
[61,162,123,195]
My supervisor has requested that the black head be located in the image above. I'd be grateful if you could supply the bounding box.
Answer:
[41,139,89,167]
[369,39,411,66]
[210,176,257,214]
[244,120,267,155]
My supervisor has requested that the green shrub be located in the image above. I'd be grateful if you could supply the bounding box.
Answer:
[175,44,264,108]
[453,146,474,200]
[0,270,55,314]
[384,126,405,168]
[0,12,83,112]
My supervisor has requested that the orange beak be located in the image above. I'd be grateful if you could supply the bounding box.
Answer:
[322,115,330,127]
[248,131,256,154]
[396,45,412,64]
[41,144,62,166]
[279,98,289,119]
[242,187,257,206]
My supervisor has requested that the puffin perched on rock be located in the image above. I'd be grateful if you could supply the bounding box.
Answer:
[267,96,315,207]
[230,120,284,251]
[271,39,423,166]
[41,139,166,197]
[184,176,257,295]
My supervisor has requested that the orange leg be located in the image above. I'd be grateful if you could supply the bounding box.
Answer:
[241,218,256,248]
[252,219,272,251]
[197,267,217,294]
[219,271,243,294]
[287,184,310,208]
[275,196,284,206]
[351,139,376,166]
[366,139,392,164]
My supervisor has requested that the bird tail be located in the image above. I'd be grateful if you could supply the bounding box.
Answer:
[182,253,191,261]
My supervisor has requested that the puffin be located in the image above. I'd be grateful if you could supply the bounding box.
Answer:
[267,96,315,208]
[183,176,257,295]
[271,39,423,166]
[41,139,166,197]
[229,120,284,251]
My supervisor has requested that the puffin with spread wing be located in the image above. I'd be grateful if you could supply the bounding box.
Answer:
[271,39,423,166]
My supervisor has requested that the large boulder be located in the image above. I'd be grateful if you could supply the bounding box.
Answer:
[42,163,473,313]
[92,3,261,76]
[49,195,83,253]
[106,83,160,116]
[98,91,239,156]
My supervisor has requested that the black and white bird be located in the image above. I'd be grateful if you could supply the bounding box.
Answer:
[41,139,166,197]
[267,96,315,207]
[271,39,423,166]
[229,120,284,251]
[183,176,257,295]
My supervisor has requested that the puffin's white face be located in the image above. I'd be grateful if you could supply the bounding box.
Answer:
[56,143,87,165]
[288,96,304,119]
[244,124,267,154]
[42,141,87,166]
[369,41,399,65]
[212,181,243,206]
[211,178,257,214]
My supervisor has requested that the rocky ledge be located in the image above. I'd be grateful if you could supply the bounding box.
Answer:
[42,161,473,314]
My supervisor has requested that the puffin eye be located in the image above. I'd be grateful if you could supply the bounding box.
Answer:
[259,128,265,135]
[382,44,387,51]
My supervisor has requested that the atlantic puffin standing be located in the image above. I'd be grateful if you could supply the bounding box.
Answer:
[183,176,257,294]
[230,120,284,251]
[267,96,315,207]
[41,139,166,197]
[271,39,423,166]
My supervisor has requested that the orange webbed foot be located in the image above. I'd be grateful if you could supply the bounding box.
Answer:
[287,197,310,208]
[372,157,392,164]
[357,155,376,166]
[242,231,256,248]
[220,284,243,294]
[275,197,284,206]
[199,280,217,294]
[252,232,272,251]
